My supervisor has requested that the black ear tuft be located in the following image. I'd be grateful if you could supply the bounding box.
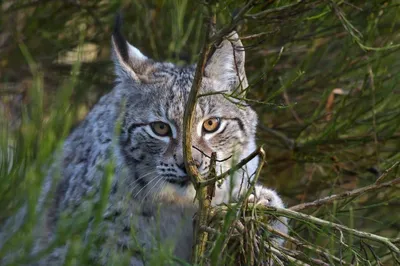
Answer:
[113,12,129,62]
[111,13,149,82]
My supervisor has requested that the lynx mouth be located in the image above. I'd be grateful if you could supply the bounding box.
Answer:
[165,176,191,187]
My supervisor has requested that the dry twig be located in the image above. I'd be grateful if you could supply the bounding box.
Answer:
[182,0,260,263]
[290,166,399,212]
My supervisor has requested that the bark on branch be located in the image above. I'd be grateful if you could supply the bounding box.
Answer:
[215,205,400,254]
[290,164,399,212]
[182,1,261,263]
[199,147,264,187]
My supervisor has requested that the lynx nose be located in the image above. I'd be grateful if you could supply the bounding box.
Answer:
[177,160,201,174]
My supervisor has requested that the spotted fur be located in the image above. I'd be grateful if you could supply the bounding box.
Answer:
[35,18,287,265]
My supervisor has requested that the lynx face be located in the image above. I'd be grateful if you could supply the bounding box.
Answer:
[113,21,258,203]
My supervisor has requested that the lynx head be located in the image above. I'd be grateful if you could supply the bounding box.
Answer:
[112,16,258,204]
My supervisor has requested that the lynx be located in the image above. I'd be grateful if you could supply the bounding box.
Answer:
[3,16,288,265]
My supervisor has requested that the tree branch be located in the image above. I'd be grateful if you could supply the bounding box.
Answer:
[209,0,258,44]
[199,147,264,187]
[260,223,346,265]
[184,2,218,264]
[182,4,216,188]
[290,165,399,212]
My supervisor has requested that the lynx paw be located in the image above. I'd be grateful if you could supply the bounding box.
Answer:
[248,185,288,245]
[248,186,284,209]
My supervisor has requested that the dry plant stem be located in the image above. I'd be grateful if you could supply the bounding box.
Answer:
[183,3,218,263]
[283,90,303,124]
[216,148,266,261]
[269,245,310,266]
[234,219,328,265]
[290,171,400,212]
[214,203,400,254]
[209,0,257,44]
[182,5,215,188]
[271,243,329,266]
[182,0,259,180]
[239,147,266,208]
[199,147,264,187]
[271,253,285,266]
[183,0,262,263]
[200,225,220,236]
[258,207,400,254]
[368,65,379,164]
[375,161,399,183]
[193,152,217,264]
[241,30,279,40]
[205,148,266,262]
[280,246,331,266]
[261,223,345,265]
[245,0,308,19]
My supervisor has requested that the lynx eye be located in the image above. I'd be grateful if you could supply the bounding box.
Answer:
[150,122,171,137]
[203,117,221,133]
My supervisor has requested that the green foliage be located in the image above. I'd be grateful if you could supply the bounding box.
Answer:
[0,0,399,265]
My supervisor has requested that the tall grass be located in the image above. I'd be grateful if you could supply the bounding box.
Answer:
[0,0,399,265]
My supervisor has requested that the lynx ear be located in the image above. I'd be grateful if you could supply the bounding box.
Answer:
[111,14,149,82]
[205,32,248,91]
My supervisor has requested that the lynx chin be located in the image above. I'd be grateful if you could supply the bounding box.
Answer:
[24,16,288,265]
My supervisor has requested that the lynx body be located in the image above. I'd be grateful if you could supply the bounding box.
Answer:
[11,18,287,265]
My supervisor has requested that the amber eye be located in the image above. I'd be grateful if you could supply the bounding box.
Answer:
[203,117,221,133]
[150,122,171,137]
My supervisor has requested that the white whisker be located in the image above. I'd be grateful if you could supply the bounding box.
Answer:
[152,179,167,204]
[128,170,157,190]
[141,177,164,205]
[132,175,160,199]
[125,167,157,184]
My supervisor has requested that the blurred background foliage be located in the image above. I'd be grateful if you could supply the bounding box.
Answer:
[0,0,399,264]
